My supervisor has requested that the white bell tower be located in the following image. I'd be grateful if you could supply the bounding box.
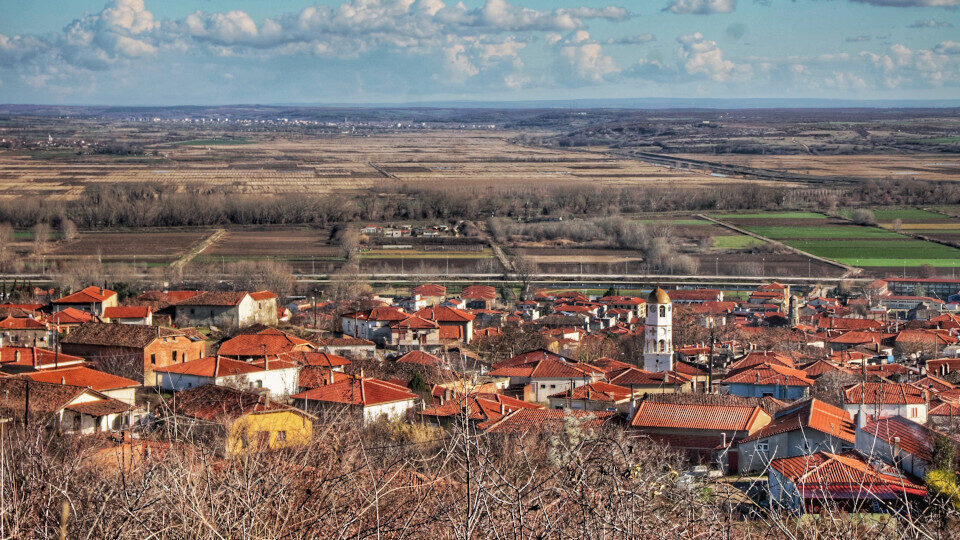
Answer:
[643,287,673,372]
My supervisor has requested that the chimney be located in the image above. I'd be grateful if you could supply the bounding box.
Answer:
[721,432,727,447]
[328,370,334,385]
[499,401,505,416]
[213,355,221,377]
[628,386,636,418]
[856,404,867,430]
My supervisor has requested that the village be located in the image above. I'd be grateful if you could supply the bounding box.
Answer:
[0,271,959,526]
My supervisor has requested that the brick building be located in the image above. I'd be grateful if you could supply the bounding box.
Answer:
[60,323,206,386]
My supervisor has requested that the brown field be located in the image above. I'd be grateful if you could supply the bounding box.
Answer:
[0,131,801,200]
[203,228,338,259]
[50,230,211,262]
[669,153,960,182]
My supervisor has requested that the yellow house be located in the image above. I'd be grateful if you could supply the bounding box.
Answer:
[171,384,314,455]
[227,408,313,454]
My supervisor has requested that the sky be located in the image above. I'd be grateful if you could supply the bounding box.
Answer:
[0,0,959,105]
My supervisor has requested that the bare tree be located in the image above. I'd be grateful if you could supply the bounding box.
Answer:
[512,253,539,298]
[0,222,12,267]
[59,217,78,241]
[32,221,50,256]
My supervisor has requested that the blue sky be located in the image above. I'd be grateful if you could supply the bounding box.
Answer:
[0,0,958,104]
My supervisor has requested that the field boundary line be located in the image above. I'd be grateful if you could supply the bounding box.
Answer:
[696,214,860,278]
[171,228,226,270]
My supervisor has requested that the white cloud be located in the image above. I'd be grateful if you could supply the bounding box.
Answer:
[664,0,737,15]
[560,32,618,81]
[677,32,746,82]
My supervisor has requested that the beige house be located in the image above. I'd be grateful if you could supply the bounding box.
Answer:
[173,291,278,328]
[52,286,118,317]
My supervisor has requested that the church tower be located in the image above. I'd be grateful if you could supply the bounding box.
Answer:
[643,287,673,372]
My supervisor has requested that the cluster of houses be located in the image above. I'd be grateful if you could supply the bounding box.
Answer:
[1,276,959,516]
[360,224,450,238]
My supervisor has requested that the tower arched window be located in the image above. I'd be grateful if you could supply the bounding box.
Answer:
[659,305,665,317]
[658,339,665,352]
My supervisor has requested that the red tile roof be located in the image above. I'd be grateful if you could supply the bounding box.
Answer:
[631,401,768,432]
[722,363,814,387]
[279,351,351,368]
[53,286,116,304]
[249,291,277,301]
[591,357,635,374]
[843,382,926,405]
[395,350,443,366]
[548,381,631,403]
[413,283,446,296]
[390,315,440,330]
[154,356,264,377]
[103,306,152,319]
[608,367,689,387]
[421,392,539,423]
[801,359,852,379]
[862,416,959,463]
[770,452,926,499]
[461,285,496,301]
[0,347,85,368]
[291,376,418,406]
[217,327,314,357]
[44,307,96,325]
[414,305,475,323]
[739,398,855,445]
[0,316,47,330]
[728,351,795,374]
[298,367,352,389]
[24,366,138,391]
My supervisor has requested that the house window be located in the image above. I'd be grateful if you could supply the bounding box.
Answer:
[172,351,178,363]
[550,384,556,389]
[277,431,287,443]
[540,384,546,389]
[150,354,156,365]
[255,380,263,388]
[757,441,769,452]
[910,407,918,418]
[190,308,195,315]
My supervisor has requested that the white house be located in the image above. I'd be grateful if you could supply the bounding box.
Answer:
[843,382,928,424]
[290,376,419,425]
[154,356,299,398]
[173,291,278,328]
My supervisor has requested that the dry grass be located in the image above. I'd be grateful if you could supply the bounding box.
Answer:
[0,131,802,200]
[669,153,960,182]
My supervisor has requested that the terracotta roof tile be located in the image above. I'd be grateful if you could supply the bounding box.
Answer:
[217,327,313,357]
[844,382,926,406]
[53,286,116,304]
[631,401,767,432]
[291,376,418,407]
[25,366,138,391]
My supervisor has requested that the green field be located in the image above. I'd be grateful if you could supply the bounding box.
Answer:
[710,212,825,219]
[841,208,945,221]
[784,238,960,266]
[742,225,902,240]
[712,235,766,250]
